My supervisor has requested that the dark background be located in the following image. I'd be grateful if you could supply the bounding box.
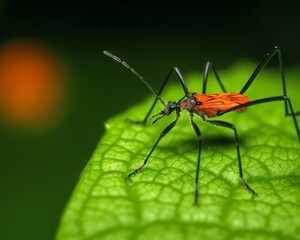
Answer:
[1,1,300,239]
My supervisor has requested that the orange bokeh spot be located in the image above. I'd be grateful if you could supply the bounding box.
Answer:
[0,40,65,130]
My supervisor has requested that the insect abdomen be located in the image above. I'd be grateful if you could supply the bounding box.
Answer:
[193,93,251,117]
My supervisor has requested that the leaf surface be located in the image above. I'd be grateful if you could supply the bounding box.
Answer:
[56,62,300,240]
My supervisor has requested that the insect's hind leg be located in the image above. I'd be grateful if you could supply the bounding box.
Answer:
[239,46,300,117]
[129,67,190,124]
[206,120,258,196]
[220,96,300,142]
[202,61,227,94]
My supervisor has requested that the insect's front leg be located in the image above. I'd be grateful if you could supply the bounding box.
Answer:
[127,115,179,178]
[126,96,161,125]
[127,67,190,125]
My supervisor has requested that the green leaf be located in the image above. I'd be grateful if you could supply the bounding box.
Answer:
[56,61,300,240]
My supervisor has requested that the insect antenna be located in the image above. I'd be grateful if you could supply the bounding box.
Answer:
[103,51,164,105]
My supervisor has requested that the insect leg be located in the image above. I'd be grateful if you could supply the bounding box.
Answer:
[206,120,258,196]
[127,114,180,178]
[240,46,282,94]
[239,46,300,116]
[202,61,227,94]
[129,67,190,124]
[189,114,203,205]
[104,51,189,123]
[219,96,300,141]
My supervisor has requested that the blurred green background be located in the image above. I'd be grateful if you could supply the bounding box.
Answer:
[1,1,300,240]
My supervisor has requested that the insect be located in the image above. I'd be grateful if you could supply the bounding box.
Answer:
[103,46,300,205]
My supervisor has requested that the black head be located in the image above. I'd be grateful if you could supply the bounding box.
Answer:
[149,101,179,124]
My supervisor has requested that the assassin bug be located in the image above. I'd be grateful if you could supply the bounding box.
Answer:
[103,46,300,205]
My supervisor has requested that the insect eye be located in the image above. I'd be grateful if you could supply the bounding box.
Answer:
[196,101,202,106]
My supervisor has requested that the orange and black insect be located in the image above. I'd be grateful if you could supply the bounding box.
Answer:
[103,46,300,205]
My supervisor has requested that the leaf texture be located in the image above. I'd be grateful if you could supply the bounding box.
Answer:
[56,62,300,240]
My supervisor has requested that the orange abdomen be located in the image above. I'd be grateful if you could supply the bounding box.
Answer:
[193,93,250,118]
